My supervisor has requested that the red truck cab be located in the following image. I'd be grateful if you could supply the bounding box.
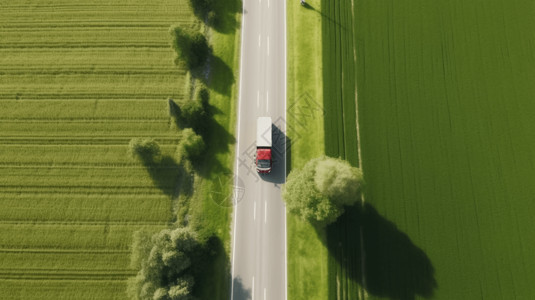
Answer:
[256,117,272,174]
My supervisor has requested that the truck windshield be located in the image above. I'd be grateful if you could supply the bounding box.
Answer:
[258,159,271,169]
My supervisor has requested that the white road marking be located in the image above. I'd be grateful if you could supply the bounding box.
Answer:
[254,201,257,221]
[264,288,267,300]
[264,201,267,224]
[268,0,270,8]
[266,90,269,112]
[267,36,270,56]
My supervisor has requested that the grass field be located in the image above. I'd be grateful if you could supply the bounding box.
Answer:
[0,1,193,298]
[292,0,535,299]
[356,0,535,298]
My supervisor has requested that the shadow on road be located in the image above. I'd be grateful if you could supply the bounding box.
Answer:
[231,276,252,300]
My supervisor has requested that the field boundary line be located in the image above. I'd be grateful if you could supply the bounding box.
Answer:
[349,0,368,297]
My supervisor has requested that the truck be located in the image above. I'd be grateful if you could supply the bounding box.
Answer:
[256,117,272,174]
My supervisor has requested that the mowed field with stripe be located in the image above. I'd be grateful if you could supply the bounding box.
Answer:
[0,1,192,298]
[356,0,535,298]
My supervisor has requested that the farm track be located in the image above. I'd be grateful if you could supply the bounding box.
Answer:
[0,270,135,281]
[319,0,363,299]
[0,0,193,297]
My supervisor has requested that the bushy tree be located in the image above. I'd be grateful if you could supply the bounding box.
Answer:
[179,99,206,130]
[283,157,364,226]
[127,228,199,300]
[314,157,363,206]
[283,157,341,225]
[129,138,162,165]
[177,128,206,163]
[169,25,210,70]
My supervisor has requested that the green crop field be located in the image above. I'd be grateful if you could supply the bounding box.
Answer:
[0,0,194,298]
[290,0,535,299]
[356,0,535,299]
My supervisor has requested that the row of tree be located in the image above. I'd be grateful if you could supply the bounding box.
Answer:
[283,156,364,226]
[127,2,221,298]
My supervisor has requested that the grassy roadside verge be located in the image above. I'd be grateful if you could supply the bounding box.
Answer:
[286,0,328,299]
[185,1,242,299]
[287,0,365,299]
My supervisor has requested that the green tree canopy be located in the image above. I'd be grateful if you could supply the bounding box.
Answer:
[127,228,199,300]
[177,128,206,163]
[169,25,210,70]
[283,156,364,226]
[129,138,162,165]
[314,157,363,206]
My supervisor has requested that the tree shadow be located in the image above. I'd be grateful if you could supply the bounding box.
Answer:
[188,0,241,34]
[325,203,437,300]
[139,155,182,198]
[199,54,235,97]
[192,102,235,178]
[210,0,242,34]
[231,276,252,300]
[191,235,236,300]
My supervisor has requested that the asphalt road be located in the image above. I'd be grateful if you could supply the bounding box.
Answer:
[230,0,287,299]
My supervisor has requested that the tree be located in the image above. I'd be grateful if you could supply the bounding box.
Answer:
[129,138,162,165]
[314,157,363,206]
[127,227,200,300]
[169,25,210,70]
[179,99,207,132]
[177,128,206,163]
[282,156,364,226]
[283,157,341,225]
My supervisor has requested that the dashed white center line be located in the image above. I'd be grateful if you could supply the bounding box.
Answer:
[258,34,261,47]
[252,276,255,300]
[264,201,267,224]
[264,288,267,300]
[267,36,270,56]
[268,0,270,8]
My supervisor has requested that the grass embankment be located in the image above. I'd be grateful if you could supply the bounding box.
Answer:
[286,0,328,299]
[0,1,191,299]
[186,0,242,299]
[356,0,535,298]
[0,0,242,299]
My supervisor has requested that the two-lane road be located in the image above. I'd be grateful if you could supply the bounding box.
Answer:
[231,0,287,299]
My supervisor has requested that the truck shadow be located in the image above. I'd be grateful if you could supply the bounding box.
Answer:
[325,203,437,300]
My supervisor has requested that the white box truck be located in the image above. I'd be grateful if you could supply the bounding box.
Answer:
[256,117,272,174]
